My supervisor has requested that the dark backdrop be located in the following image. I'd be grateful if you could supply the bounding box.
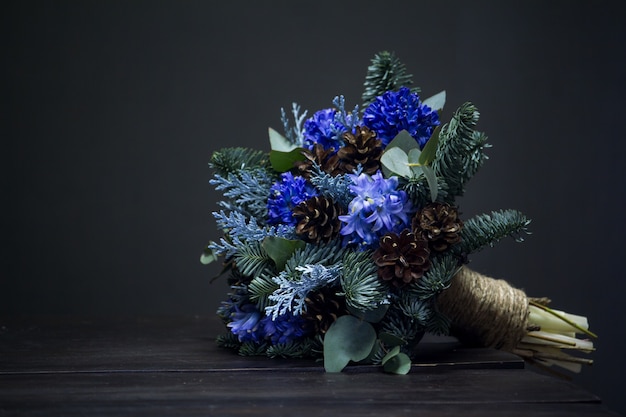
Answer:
[3,1,625,414]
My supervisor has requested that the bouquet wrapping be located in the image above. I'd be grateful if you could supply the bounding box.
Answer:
[202,51,595,374]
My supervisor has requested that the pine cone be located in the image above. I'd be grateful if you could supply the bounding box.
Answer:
[335,126,383,175]
[293,196,344,243]
[413,203,463,252]
[302,286,349,334]
[293,144,341,179]
[373,229,431,288]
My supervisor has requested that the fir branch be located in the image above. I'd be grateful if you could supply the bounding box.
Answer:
[455,209,531,256]
[431,103,490,198]
[379,306,425,346]
[410,255,460,301]
[340,250,388,311]
[425,306,452,336]
[209,147,270,176]
[233,241,275,278]
[361,51,419,107]
[398,294,432,326]
[248,272,279,311]
[238,341,268,356]
[281,102,308,146]
[266,338,321,359]
[401,175,451,208]
[210,168,275,221]
[216,332,241,351]
[284,240,347,274]
[308,164,354,208]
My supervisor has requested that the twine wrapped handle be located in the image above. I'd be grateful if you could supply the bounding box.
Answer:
[436,266,595,373]
[437,266,530,351]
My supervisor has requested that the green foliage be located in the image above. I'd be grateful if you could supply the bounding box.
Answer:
[209,147,270,176]
[238,341,269,357]
[410,255,460,300]
[378,305,425,348]
[248,273,279,310]
[216,332,241,351]
[456,209,531,256]
[323,315,377,372]
[382,347,412,375]
[361,51,419,107]
[284,240,346,274]
[262,237,306,271]
[266,338,321,359]
[340,250,388,312]
[269,148,306,172]
[431,103,489,199]
[233,241,275,278]
[401,175,450,208]
[425,307,452,336]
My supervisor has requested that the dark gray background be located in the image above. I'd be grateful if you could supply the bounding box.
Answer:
[3,1,625,414]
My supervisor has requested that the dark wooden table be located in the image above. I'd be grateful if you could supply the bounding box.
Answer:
[0,315,620,416]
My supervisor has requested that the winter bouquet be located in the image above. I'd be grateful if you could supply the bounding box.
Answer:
[202,51,595,374]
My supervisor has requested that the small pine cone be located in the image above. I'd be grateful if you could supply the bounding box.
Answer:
[293,144,341,179]
[373,229,431,288]
[293,196,344,243]
[413,203,463,252]
[335,126,383,175]
[302,286,349,334]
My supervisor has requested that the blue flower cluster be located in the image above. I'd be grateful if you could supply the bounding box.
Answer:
[267,172,318,226]
[363,86,440,148]
[338,172,413,248]
[302,108,346,150]
[225,301,309,344]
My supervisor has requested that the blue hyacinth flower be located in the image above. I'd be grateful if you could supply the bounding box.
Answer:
[338,171,413,249]
[267,172,319,226]
[362,86,440,148]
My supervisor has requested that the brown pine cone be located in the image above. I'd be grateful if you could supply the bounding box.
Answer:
[412,203,463,252]
[293,196,344,243]
[293,144,341,179]
[335,126,383,175]
[373,229,431,288]
[302,286,349,334]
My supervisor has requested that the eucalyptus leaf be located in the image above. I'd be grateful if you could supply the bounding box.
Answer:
[383,352,412,375]
[407,148,423,177]
[261,237,305,271]
[381,346,401,365]
[418,125,441,166]
[386,130,420,154]
[268,127,298,152]
[200,247,219,265]
[422,90,446,111]
[421,165,439,202]
[269,148,305,172]
[381,147,411,178]
[323,315,377,373]
[347,303,389,323]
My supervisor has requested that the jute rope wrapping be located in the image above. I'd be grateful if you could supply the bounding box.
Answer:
[436,266,530,351]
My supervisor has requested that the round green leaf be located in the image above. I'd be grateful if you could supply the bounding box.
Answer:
[269,148,306,172]
[200,247,219,265]
[422,90,446,111]
[383,352,412,375]
[381,147,411,178]
[323,315,377,373]
[347,303,389,323]
[261,237,305,270]
[268,127,297,152]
